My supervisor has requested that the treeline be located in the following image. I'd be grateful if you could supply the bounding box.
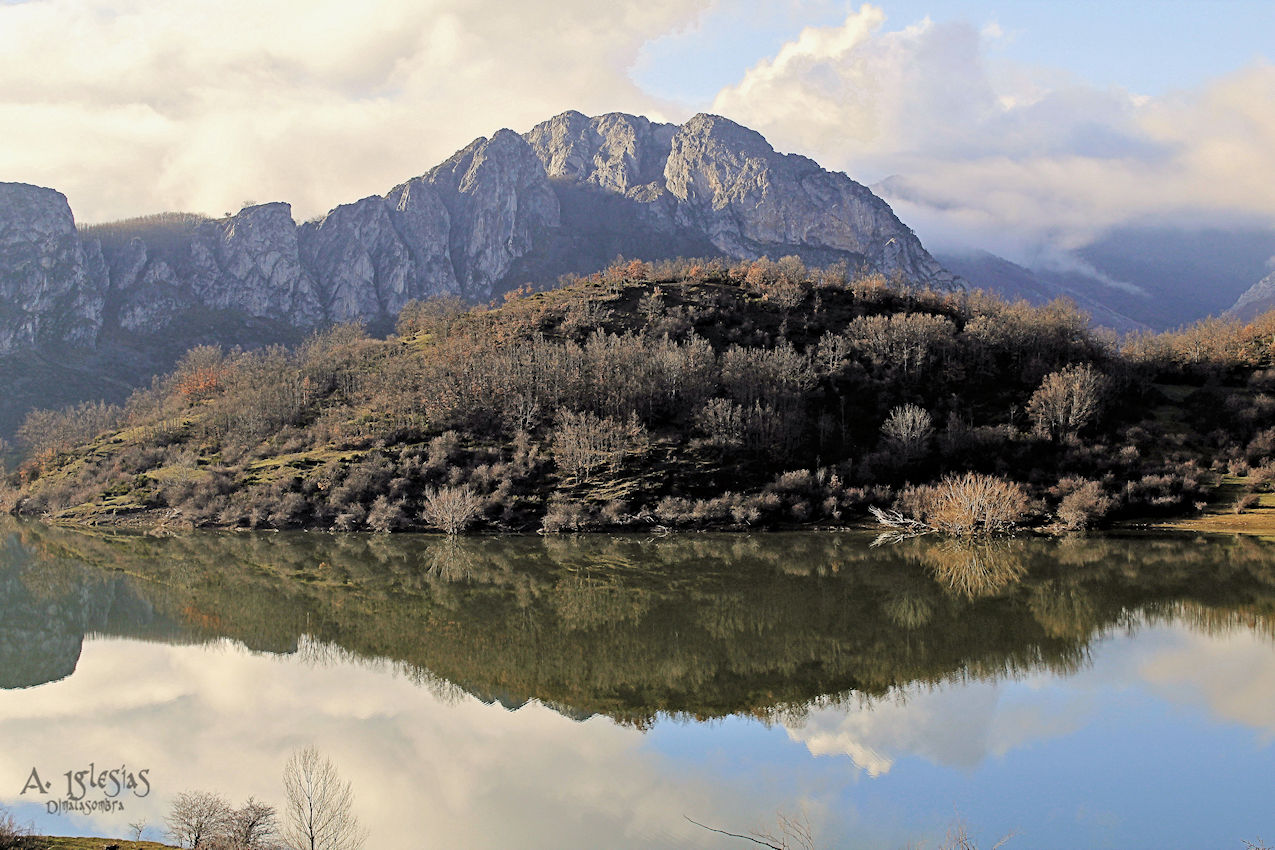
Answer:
[8,255,1275,533]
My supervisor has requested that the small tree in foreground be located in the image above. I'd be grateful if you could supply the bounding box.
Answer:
[1027,363,1106,440]
[283,746,366,850]
[881,403,933,460]
[0,804,35,850]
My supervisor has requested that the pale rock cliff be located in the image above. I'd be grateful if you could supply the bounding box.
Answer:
[0,111,954,355]
[0,183,103,351]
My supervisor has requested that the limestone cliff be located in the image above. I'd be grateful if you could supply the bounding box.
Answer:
[0,111,954,355]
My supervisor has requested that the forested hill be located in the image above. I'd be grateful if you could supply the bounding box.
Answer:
[6,256,1275,534]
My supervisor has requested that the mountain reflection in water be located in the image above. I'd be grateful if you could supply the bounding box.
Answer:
[1,522,1274,848]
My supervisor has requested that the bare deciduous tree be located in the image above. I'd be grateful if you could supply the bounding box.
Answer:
[1027,363,1106,440]
[168,790,232,849]
[0,804,33,850]
[881,403,933,460]
[283,746,367,850]
[551,409,648,482]
[226,798,279,850]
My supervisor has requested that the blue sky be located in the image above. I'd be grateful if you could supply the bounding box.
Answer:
[636,1,1275,102]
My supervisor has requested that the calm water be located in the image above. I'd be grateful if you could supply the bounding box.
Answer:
[1,523,1274,848]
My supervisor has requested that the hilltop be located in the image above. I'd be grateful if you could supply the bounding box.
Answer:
[7,257,1275,534]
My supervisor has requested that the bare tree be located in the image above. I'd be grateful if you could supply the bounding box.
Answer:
[422,484,485,534]
[551,409,648,482]
[227,798,279,850]
[283,746,367,850]
[881,403,933,460]
[128,820,149,842]
[168,790,232,849]
[0,804,33,850]
[1027,363,1106,440]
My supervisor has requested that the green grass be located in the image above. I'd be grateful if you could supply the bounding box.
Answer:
[39,838,176,850]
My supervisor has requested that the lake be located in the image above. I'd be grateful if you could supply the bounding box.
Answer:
[1,522,1273,848]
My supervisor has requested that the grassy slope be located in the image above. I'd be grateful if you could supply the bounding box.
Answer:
[37,839,176,850]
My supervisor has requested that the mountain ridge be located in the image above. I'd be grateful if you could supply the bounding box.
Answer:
[0,110,955,359]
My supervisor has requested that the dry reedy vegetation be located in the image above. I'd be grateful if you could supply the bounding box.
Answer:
[899,473,1031,538]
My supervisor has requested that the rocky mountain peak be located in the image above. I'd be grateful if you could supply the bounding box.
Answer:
[0,110,956,356]
[0,182,102,351]
[526,110,676,195]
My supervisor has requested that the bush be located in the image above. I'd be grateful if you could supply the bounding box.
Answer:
[1055,478,1112,530]
[881,404,933,460]
[898,473,1030,537]
[1028,363,1106,440]
[551,409,648,482]
[422,485,484,534]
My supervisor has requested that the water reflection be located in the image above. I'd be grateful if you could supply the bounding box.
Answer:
[1,522,1275,847]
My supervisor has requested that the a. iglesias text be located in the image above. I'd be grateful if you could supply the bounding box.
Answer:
[19,763,150,816]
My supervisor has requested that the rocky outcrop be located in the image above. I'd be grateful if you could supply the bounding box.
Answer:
[0,183,103,352]
[414,128,561,296]
[662,114,949,282]
[1227,270,1275,321]
[0,111,954,355]
[526,110,676,194]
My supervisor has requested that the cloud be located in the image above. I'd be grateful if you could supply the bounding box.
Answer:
[0,0,711,223]
[1138,626,1275,739]
[0,636,789,848]
[783,679,1086,777]
[709,6,1275,258]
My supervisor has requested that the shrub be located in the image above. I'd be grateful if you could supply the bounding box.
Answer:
[695,398,745,449]
[541,496,590,533]
[1235,493,1260,514]
[1055,478,1112,530]
[367,495,406,533]
[897,473,1030,537]
[551,409,648,482]
[1028,363,1106,440]
[881,404,933,460]
[422,485,484,534]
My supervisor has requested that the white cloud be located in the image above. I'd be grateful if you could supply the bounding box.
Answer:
[0,0,711,223]
[709,6,1275,258]
[0,637,785,848]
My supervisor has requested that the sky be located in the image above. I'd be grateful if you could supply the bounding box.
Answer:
[1,0,1272,259]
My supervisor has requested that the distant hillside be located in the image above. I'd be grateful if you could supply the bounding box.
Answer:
[934,251,1145,332]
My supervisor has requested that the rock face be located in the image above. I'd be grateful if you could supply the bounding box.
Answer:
[1227,270,1275,321]
[0,111,954,355]
[661,114,946,281]
[0,182,103,352]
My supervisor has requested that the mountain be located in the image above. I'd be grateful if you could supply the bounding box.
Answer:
[0,183,103,353]
[1,111,954,358]
[878,173,1275,331]
[1227,270,1275,321]
[934,250,1146,332]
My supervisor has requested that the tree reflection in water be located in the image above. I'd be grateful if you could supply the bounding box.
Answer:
[2,520,1275,726]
